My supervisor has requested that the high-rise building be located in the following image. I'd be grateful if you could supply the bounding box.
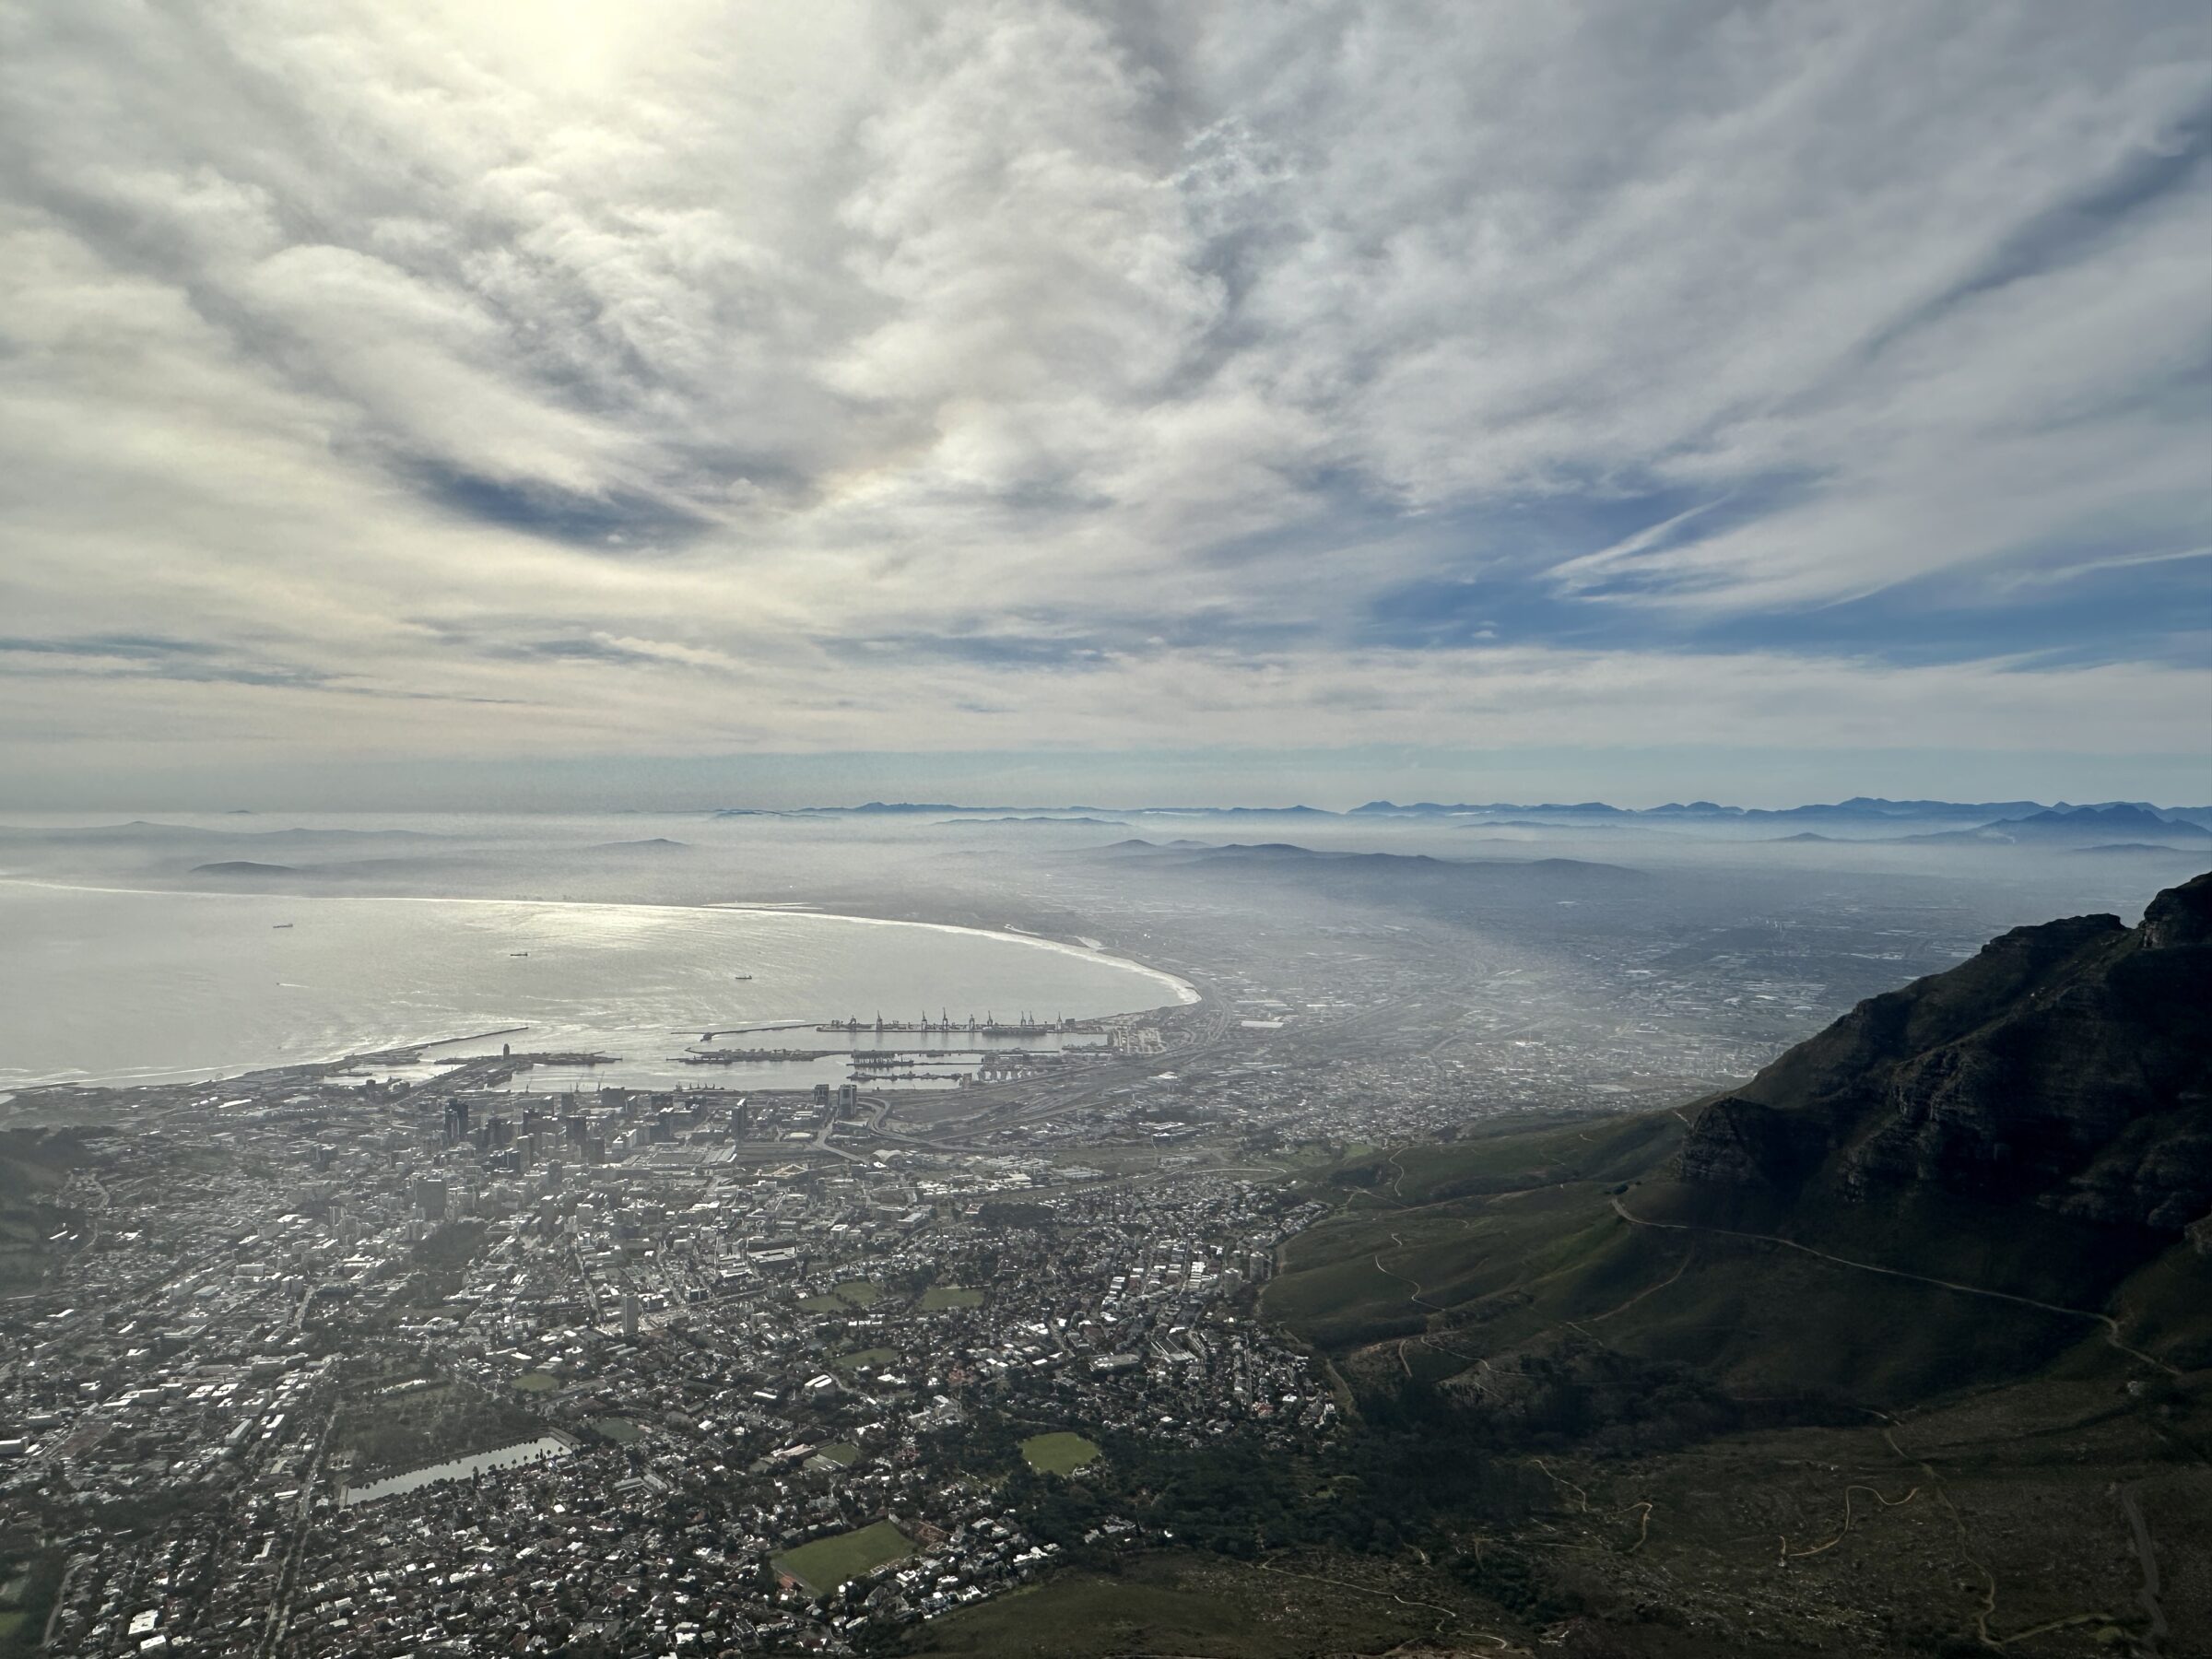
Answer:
[620,1292,641,1339]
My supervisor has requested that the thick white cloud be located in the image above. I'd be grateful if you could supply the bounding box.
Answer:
[0,0,2206,798]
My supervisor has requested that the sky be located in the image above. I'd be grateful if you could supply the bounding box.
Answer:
[1,1,2208,810]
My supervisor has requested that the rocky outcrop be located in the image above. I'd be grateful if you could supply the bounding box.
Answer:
[2143,873,2212,948]
[1678,871,2212,1231]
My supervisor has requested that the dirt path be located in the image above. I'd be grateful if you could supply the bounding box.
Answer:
[2121,1482,2170,1657]
[1383,1146,1410,1202]
[1242,1559,1488,1645]
[1609,1195,2179,1376]
[1782,1482,1919,1559]
[1589,1244,1692,1324]
[1371,1231,1445,1312]
[1616,1499,1653,1554]
[1366,1232,1498,1374]
[1529,1457,1590,1512]
[1877,1423,2003,1647]
[1606,1195,2184,1648]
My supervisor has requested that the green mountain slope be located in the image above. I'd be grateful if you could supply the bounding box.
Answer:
[910,883,2212,1657]
[1227,877,2212,1653]
[1270,872,2212,1410]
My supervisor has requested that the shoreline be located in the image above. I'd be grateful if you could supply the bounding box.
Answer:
[0,878,1199,1095]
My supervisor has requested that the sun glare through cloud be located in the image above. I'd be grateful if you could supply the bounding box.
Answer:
[0,2,2206,807]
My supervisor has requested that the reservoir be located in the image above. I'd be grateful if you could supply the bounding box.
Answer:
[339,1435,576,1507]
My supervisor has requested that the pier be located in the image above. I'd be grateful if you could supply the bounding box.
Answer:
[676,1048,839,1065]
[814,1012,1103,1036]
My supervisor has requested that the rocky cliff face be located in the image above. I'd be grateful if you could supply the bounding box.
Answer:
[1679,871,2212,1231]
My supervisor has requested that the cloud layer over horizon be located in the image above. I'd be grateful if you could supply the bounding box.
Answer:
[3,1,2207,804]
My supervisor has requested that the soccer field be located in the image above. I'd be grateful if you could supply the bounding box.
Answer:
[1019,1431,1100,1474]
[775,1519,913,1592]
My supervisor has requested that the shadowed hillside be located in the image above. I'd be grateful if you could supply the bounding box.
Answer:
[1679,871,2212,1232]
[1239,873,2212,1655]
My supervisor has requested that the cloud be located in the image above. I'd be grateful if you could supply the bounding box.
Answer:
[0,634,223,661]
[0,1,2206,800]
[0,632,331,688]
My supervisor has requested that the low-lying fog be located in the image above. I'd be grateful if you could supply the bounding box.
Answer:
[3,806,2200,1104]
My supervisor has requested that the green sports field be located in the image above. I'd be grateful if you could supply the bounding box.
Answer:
[1019,1430,1100,1474]
[774,1519,912,1592]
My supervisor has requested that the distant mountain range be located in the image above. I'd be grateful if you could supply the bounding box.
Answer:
[1080,841,1644,923]
[0,820,444,843]
[1350,794,2066,818]
[16,799,2207,853]
[1352,795,2212,841]
[1903,801,2212,847]
[695,796,2212,848]
[936,816,1130,827]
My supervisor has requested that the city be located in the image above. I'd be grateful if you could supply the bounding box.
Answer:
[2,971,1336,1653]
[5,825,2184,1654]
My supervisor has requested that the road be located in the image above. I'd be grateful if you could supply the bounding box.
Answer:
[1609,1194,2181,1376]
[255,1405,338,1659]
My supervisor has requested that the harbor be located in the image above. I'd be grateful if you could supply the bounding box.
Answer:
[815,1012,1105,1036]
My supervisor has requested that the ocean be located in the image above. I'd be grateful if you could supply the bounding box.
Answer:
[0,878,1193,1092]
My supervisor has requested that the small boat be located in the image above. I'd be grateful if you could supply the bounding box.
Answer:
[733,973,754,981]
[510,952,530,958]
[272,923,293,929]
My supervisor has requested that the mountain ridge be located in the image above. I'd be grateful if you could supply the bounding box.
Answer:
[1677,870,2212,1233]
